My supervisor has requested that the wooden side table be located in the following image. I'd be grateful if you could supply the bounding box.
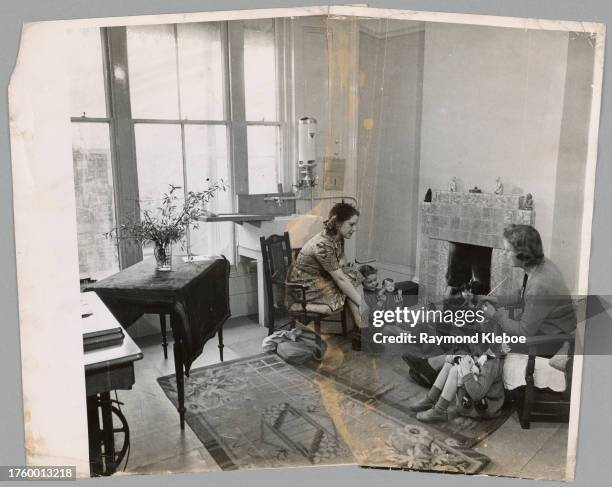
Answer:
[87,256,231,429]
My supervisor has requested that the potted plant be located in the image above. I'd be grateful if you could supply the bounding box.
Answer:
[106,179,227,271]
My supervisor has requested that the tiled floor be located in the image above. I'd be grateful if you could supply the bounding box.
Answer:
[115,316,569,480]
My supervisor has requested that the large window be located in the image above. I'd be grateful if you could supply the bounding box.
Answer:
[70,28,119,279]
[71,20,288,271]
[126,22,232,258]
[244,19,282,193]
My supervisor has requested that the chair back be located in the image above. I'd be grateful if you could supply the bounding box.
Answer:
[260,232,293,316]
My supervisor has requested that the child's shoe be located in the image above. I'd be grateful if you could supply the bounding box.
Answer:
[408,396,436,413]
[416,406,448,423]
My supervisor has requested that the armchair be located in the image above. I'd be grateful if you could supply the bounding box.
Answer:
[512,334,575,429]
[259,233,349,358]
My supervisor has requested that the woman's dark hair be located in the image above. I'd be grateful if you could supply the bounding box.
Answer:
[323,202,360,235]
[503,224,544,266]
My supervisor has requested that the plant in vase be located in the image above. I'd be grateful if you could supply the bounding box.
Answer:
[106,179,227,271]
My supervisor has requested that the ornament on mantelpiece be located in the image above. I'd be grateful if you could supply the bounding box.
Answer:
[524,193,534,210]
[424,188,432,202]
[448,177,458,192]
[494,177,504,195]
[469,186,482,193]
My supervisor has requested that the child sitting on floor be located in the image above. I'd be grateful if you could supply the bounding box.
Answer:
[358,264,381,308]
[408,349,505,423]
[359,266,405,310]
[378,278,403,305]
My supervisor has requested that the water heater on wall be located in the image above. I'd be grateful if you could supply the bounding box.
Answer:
[297,117,317,188]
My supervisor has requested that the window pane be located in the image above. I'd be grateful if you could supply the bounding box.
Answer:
[244,19,278,122]
[134,124,184,256]
[247,125,279,193]
[70,28,107,118]
[127,25,180,119]
[72,123,119,279]
[177,23,225,120]
[184,125,232,258]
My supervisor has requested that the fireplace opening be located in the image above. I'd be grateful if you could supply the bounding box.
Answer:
[445,242,493,295]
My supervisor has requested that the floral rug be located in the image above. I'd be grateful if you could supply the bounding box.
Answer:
[300,336,513,448]
[157,340,496,473]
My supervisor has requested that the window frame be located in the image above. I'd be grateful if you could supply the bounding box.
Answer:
[79,21,291,269]
[129,23,232,257]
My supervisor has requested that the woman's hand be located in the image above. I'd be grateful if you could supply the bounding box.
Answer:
[476,354,488,368]
[329,269,362,306]
[481,301,497,318]
[477,295,498,305]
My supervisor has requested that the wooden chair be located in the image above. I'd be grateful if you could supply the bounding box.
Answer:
[260,232,348,357]
[512,334,575,429]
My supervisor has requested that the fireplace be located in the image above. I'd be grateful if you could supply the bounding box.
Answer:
[418,190,535,304]
[446,242,492,295]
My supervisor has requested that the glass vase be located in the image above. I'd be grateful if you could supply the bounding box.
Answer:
[154,242,173,271]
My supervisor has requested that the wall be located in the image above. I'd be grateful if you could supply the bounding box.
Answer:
[550,34,596,294]
[418,23,569,266]
[292,16,359,259]
[293,16,330,174]
[356,22,424,278]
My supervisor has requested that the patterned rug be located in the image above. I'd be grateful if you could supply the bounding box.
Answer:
[157,338,504,473]
[300,336,512,448]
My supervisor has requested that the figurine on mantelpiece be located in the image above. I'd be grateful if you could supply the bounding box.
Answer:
[494,177,504,195]
[524,193,534,210]
[424,188,432,202]
[449,177,458,192]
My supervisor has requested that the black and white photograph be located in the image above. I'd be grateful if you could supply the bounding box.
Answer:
[7,4,604,481]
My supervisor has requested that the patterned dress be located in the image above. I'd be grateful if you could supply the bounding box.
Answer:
[286,231,362,314]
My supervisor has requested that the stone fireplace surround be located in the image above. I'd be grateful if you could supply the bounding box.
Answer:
[418,190,535,305]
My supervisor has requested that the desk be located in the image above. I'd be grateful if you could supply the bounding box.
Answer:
[83,292,143,476]
[87,256,231,429]
[235,214,323,325]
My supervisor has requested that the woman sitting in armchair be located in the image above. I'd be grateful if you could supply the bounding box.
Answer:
[405,224,576,388]
[480,224,576,356]
[285,202,368,344]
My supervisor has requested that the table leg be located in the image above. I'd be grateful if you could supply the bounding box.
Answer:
[100,392,116,475]
[172,338,186,430]
[86,395,103,476]
[218,327,224,362]
[314,318,322,360]
[159,314,168,359]
[256,256,267,326]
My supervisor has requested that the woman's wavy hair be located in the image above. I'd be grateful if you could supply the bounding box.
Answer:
[323,202,360,236]
[503,224,544,266]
